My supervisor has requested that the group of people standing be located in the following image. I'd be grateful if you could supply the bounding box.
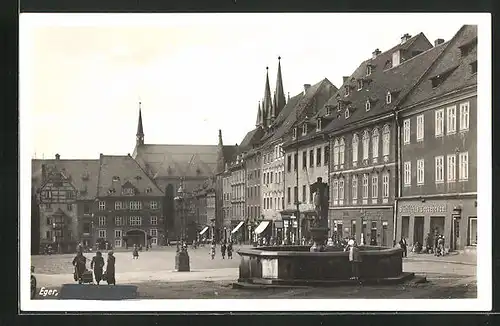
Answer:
[210,241,233,260]
[72,250,116,285]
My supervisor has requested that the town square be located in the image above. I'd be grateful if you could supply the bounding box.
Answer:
[23,13,484,306]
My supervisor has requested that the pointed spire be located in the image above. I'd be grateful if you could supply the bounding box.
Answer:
[255,101,262,127]
[136,101,144,146]
[216,129,225,174]
[274,56,286,117]
[218,129,223,146]
[263,67,273,127]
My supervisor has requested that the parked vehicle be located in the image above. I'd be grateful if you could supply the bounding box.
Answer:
[30,266,37,299]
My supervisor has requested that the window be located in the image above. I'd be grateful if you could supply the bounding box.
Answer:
[292,128,297,139]
[447,106,457,134]
[150,201,158,210]
[302,124,307,136]
[287,155,292,172]
[324,146,330,165]
[270,172,274,183]
[67,204,73,211]
[435,156,444,183]
[114,229,122,238]
[151,216,158,225]
[372,129,379,158]
[302,151,307,169]
[339,138,345,165]
[459,152,469,181]
[352,134,359,163]
[98,230,106,239]
[404,161,411,186]
[365,99,371,111]
[403,119,410,144]
[333,180,339,201]
[470,61,477,74]
[362,130,370,160]
[333,139,340,166]
[309,188,314,203]
[302,185,306,203]
[345,109,350,119]
[316,148,322,166]
[98,216,106,226]
[382,125,390,156]
[357,80,363,91]
[416,159,425,185]
[460,102,470,131]
[83,203,91,214]
[316,119,322,131]
[115,201,122,210]
[114,216,123,226]
[386,91,392,104]
[98,201,106,211]
[129,216,142,226]
[294,186,298,204]
[294,153,298,171]
[371,175,378,199]
[447,154,456,182]
[366,65,372,76]
[382,173,389,198]
[326,106,332,115]
[352,175,358,200]
[435,109,444,137]
[309,150,314,168]
[150,228,158,237]
[83,222,91,234]
[130,201,142,210]
[115,239,122,247]
[416,115,424,141]
[151,237,158,245]
[339,178,345,201]
[362,174,369,199]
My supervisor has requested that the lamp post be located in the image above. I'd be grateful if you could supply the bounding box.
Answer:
[174,182,190,272]
[360,209,365,245]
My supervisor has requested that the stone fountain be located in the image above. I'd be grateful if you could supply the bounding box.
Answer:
[235,177,415,288]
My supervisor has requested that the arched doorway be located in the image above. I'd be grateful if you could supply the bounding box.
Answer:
[125,229,147,247]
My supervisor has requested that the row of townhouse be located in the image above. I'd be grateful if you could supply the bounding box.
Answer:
[217,25,477,251]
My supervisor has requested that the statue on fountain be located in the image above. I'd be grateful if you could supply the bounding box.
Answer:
[309,177,330,252]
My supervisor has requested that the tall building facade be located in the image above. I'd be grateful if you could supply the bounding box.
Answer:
[395,25,477,251]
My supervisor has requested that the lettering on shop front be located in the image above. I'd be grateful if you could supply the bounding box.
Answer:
[398,205,447,214]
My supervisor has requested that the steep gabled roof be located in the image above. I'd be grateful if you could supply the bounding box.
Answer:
[97,154,163,197]
[238,127,265,152]
[400,25,477,108]
[32,159,100,200]
[321,33,446,135]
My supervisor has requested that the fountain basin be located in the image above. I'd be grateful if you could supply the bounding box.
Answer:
[236,245,414,287]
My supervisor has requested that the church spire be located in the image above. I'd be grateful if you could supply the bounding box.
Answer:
[255,101,262,128]
[263,67,273,127]
[274,56,286,117]
[136,101,144,146]
[216,129,225,174]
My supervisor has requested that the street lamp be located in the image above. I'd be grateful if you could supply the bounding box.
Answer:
[360,209,366,245]
[174,182,190,272]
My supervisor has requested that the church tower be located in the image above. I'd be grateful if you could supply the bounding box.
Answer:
[273,56,286,117]
[262,67,273,128]
[136,101,145,147]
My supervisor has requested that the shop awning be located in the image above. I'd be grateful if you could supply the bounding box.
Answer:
[199,226,209,235]
[231,221,244,234]
[254,221,270,235]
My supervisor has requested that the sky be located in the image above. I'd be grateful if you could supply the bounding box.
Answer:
[21,13,476,159]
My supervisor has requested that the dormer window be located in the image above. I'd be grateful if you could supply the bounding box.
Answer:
[357,80,363,91]
[345,108,350,119]
[344,86,350,96]
[365,99,371,111]
[366,65,372,76]
[145,187,152,193]
[386,91,392,104]
[316,119,322,131]
[470,60,477,74]
[302,124,308,136]
[326,106,332,116]
[112,176,120,182]
[292,127,297,139]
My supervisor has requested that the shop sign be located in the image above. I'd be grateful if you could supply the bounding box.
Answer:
[399,204,447,214]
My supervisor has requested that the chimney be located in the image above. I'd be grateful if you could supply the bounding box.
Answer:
[342,76,349,84]
[434,38,445,47]
[303,84,311,94]
[372,48,381,59]
[55,153,60,160]
[400,33,412,44]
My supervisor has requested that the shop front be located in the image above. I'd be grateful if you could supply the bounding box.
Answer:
[273,220,283,245]
[254,220,272,244]
[396,197,477,251]
[230,221,245,243]
[329,207,394,247]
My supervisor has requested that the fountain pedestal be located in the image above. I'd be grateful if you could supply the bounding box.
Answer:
[309,227,329,252]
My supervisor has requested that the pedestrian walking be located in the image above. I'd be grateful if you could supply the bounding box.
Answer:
[72,251,87,284]
[221,242,227,259]
[210,242,216,260]
[345,239,362,280]
[227,242,233,259]
[399,237,408,258]
[104,251,116,285]
[132,244,139,259]
[90,251,105,285]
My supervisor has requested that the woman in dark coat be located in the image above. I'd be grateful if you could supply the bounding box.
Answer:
[91,251,105,285]
[72,252,87,283]
[105,251,116,285]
